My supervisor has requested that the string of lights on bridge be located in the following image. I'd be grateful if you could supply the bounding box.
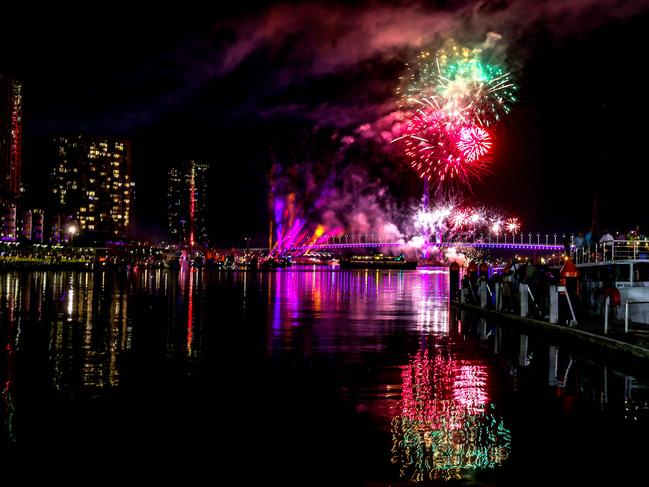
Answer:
[291,232,570,251]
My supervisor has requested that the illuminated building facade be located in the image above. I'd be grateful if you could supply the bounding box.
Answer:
[51,135,134,237]
[0,74,22,240]
[167,161,209,246]
[48,213,75,244]
[20,209,45,242]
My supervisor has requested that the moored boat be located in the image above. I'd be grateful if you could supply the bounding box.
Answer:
[573,240,649,324]
[340,253,417,270]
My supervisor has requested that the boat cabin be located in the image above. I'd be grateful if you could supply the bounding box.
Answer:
[572,240,649,324]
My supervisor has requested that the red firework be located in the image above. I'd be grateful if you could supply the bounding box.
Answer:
[396,107,492,188]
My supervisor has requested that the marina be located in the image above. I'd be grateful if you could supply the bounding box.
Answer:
[2,2,649,483]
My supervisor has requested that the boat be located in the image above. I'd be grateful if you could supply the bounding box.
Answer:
[573,240,649,324]
[258,256,291,269]
[340,253,417,270]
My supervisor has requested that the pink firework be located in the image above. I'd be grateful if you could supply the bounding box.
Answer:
[457,126,492,162]
[396,107,492,187]
[506,217,521,234]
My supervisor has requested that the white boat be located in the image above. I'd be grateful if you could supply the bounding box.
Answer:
[573,240,649,324]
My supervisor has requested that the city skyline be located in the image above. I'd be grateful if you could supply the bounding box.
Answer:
[3,3,649,479]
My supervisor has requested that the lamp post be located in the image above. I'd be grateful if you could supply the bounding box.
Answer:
[67,224,78,246]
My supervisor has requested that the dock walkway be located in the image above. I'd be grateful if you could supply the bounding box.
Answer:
[452,301,649,365]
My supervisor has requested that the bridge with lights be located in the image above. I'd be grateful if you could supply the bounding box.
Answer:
[288,232,568,253]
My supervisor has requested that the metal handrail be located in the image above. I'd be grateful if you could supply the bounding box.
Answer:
[572,240,649,264]
[624,300,649,333]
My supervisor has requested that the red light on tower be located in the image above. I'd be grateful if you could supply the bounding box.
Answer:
[189,166,196,247]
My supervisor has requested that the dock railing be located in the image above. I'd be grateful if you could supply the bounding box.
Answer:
[572,240,649,264]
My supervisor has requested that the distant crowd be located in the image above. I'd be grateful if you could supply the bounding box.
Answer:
[572,226,644,248]
[460,256,556,318]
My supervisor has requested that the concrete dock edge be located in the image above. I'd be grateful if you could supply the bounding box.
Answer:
[451,301,649,363]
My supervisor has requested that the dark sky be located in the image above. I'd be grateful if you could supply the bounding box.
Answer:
[2,1,649,246]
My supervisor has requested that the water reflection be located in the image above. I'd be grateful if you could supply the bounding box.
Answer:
[266,268,450,358]
[178,266,202,359]
[391,342,510,482]
[0,268,206,444]
[0,267,648,483]
[624,376,649,421]
[49,271,130,392]
[264,268,512,481]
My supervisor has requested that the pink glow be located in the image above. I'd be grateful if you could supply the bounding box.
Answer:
[400,350,489,429]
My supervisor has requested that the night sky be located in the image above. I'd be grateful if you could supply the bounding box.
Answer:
[2,1,649,246]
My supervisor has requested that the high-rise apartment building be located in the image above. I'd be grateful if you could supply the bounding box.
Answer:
[0,74,22,240]
[167,161,209,246]
[51,135,134,238]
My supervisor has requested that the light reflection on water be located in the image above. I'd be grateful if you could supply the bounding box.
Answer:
[0,271,133,395]
[266,268,450,357]
[0,267,648,484]
[392,345,510,482]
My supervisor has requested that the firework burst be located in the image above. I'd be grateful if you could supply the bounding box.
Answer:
[490,219,503,235]
[398,40,517,126]
[396,108,493,186]
[506,217,521,235]
[438,57,517,126]
[412,199,520,242]
[457,126,492,162]
[395,37,516,191]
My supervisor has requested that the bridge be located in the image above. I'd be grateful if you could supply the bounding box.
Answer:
[288,233,568,253]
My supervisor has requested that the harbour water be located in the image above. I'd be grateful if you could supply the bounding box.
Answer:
[1,268,648,484]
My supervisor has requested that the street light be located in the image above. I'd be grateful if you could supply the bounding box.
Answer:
[67,224,78,246]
